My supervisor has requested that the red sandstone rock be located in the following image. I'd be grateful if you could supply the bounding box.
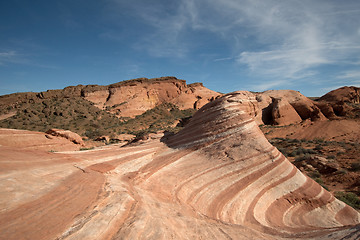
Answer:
[271,98,302,125]
[82,77,220,117]
[315,101,339,119]
[116,134,136,141]
[319,86,360,103]
[0,128,81,151]
[0,93,359,239]
[260,90,327,122]
[46,128,84,145]
[215,90,327,126]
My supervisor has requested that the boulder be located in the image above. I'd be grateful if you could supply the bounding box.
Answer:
[45,129,84,145]
[116,134,136,141]
[95,136,110,142]
[315,101,339,119]
[306,156,340,174]
[271,98,302,125]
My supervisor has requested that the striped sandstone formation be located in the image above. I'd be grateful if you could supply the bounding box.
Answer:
[0,92,359,240]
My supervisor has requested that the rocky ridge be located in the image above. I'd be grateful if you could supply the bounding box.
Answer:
[224,88,358,127]
[0,76,219,118]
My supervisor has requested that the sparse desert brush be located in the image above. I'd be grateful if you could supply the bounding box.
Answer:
[308,170,321,179]
[335,192,360,210]
[350,162,360,171]
[80,147,95,151]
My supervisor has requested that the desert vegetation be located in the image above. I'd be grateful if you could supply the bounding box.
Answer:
[0,98,195,141]
[268,137,360,208]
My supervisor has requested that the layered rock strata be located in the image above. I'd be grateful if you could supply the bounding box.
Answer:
[0,92,359,240]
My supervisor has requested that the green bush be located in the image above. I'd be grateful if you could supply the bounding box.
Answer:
[80,147,95,151]
[308,170,321,179]
[335,192,360,210]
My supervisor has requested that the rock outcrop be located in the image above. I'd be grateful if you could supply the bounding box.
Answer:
[0,77,220,119]
[213,90,328,126]
[271,98,302,125]
[319,86,360,103]
[46,128,84,145]
[314,86,360,119]
[83,77,219,117]
[0,128,82,151]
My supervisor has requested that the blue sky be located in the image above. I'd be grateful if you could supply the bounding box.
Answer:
[1,0,360,97]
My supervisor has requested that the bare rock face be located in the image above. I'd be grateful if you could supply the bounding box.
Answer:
[211,90,328,126]
[316,87,360,118]
[271,98,302,125]
[315,101,339,119]
[260,90,327,122]
[46,128,84,145]
[116,134,136,141]
[165,92,360,237]
[0,93,359,240]
[0,77,220,121]
[319,86,360,103]
[0,128,81,151]
[82,77,220,117]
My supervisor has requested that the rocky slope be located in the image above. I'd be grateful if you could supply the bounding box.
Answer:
[0,92,359,240]
[319,86,360,104]
[0,77,219,138]
[84,77,219,117]
[0,76,219,118]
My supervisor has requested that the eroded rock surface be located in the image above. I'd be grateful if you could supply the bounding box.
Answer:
[271,98,302,126]
[46,128,84,145]
[0,128,82,151]
[0,92,359,240]
[0,77,220,119]
[319,86,360,104]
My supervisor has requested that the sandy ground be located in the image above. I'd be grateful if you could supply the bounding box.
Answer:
[262,119,360,143]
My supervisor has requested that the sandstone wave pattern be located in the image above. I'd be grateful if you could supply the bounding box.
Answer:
[0,92,359,240]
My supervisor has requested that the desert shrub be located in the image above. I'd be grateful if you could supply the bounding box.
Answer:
[295,153,310,162]
[313,177,324,184]
[350,162,360,171]
[288,151,296,157]
[314,138,324,143]
[306,149,317,154]
[80,147,94,151]
[335,192,360,210]
[277,147,288,157]
[274,137,286,141]
[314,145,323,151]
[336,169,348,175]
[308,170,321,179]
[295,147,306,155]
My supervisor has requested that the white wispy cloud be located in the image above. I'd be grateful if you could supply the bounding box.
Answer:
[248,79,289,92]
[107,0,360,91]
[0,51,19,65]
[0,50,58,69]
[337,71,360,79]
[113,0,194,58]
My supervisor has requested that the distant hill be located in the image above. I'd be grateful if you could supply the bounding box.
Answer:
[0,77,219,139]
